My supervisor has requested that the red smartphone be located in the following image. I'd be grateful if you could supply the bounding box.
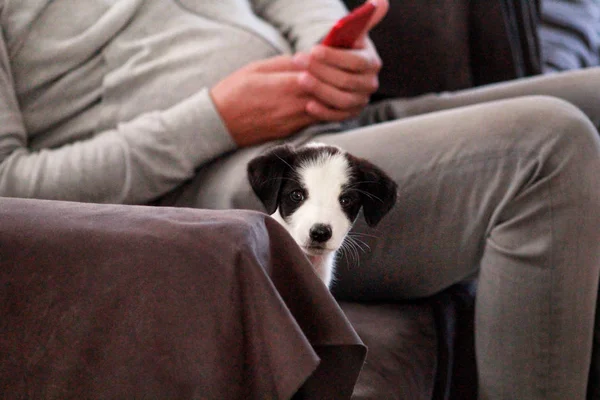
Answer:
[322,1,377,48]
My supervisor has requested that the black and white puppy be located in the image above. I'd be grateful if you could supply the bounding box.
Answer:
[247,143,397,287]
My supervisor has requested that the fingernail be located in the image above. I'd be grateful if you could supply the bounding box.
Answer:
[293,53,309,68]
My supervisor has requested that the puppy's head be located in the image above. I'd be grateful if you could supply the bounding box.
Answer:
[247,143,397,257]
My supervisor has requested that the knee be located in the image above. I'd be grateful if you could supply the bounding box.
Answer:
[504,96,600,171]
[519,96,600,216]
[548,96,599,168]
[519,95,598,148]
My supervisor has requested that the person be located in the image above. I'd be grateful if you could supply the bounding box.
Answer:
[1,0,599,398]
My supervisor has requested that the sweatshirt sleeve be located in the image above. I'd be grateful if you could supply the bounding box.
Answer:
[0,28,236,204]
[251,0,348,52]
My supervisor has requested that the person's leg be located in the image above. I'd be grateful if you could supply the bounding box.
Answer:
[318,96,600,399]
[358,67,600,128]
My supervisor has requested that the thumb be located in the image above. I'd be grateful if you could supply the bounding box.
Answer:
[362,0,389,36]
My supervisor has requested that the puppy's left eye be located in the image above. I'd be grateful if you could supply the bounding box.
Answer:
[339,195,354,207]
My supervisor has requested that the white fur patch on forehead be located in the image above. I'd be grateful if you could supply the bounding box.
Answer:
[303,142,342,150]
[297,151,351,191]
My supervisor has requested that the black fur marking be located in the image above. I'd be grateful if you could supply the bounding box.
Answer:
[338,186,363,223]
[277,172,306,221]
[345,154,398,227]
[247,145,296,214]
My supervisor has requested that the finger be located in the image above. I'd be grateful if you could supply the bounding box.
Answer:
[262,71,314,97]
[348,0,391,43]
[364,0,389,33]
[295,52,379,93]
[310,44,381,73]
[305,100,363,122]
[298,72,371,110]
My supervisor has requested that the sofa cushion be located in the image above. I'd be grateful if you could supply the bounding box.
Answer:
[345,0,473,99]
[340,281,478,400]
[343,0,541,100]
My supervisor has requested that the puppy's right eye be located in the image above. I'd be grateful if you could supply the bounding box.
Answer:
[290,190,305,203]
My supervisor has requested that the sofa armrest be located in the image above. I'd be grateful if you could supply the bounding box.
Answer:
[0,198,365,399]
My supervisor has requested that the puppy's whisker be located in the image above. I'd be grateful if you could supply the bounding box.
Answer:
[340,238,362,267]
[338,243,349,264]
[348,236,370,252]
[346,236,369,253]
[339,243,355,267]
[345,179,379,187]
[353,188,384,203]
[280,177,303,186]
[262,176,302,185]
[348,231,380,240]
[275,154,294,170]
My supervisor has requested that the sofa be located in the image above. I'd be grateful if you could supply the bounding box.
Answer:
[3,1,588,400]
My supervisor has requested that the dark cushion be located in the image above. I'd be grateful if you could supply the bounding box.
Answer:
[341,302,437,400]
[340,282,478,400]
[343,0,541,100]
[346,0,473,99]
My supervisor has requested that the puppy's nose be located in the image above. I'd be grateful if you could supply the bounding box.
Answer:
[309,224,332,243]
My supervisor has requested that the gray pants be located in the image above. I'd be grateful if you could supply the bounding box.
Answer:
[159,68,600,399]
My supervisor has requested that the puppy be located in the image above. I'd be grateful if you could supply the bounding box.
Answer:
[247,143,397,287]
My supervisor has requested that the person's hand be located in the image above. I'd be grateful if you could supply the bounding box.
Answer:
[293,39,382,121]
[293,0,389,121]
[210,56,318,147]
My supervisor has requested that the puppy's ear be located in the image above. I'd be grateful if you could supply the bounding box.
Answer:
[350,155,398,227]
[247,144,296,215]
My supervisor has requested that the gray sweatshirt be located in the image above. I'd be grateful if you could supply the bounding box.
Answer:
[0,0,347,203]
